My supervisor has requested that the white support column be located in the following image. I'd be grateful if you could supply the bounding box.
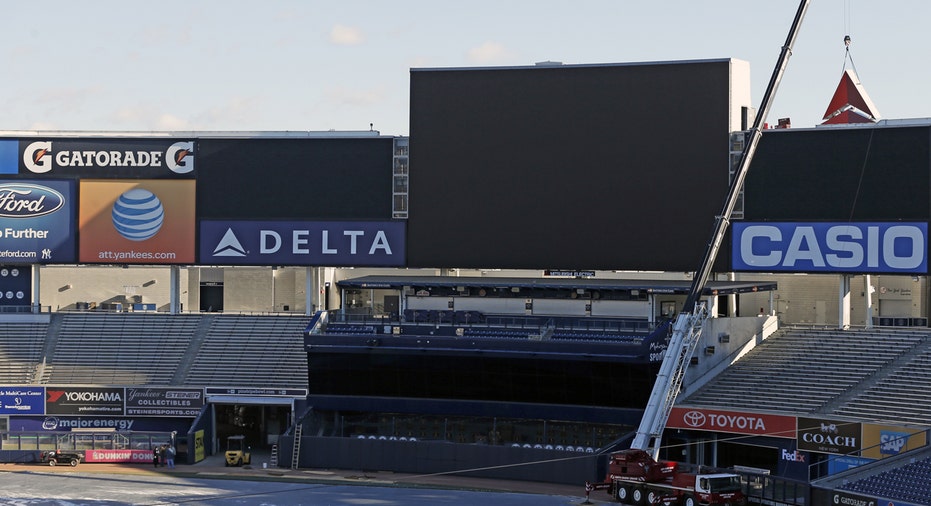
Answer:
[706,294,719,319]
[727,272,738,317]
[169,265,180,314]
[864,274,874,329]
[839,274,851,329]
[32,265,41,313]
[305,266,315,315]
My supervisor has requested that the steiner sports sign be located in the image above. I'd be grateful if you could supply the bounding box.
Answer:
[125,387,203,417]
[668,407,796,438]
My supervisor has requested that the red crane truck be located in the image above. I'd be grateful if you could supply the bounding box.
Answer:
[586,448,745,505]
[585,3,808,505]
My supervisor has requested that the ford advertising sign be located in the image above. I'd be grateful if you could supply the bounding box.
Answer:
[200,220,405,266]
[0,180,76,264]
[732,222,928,274]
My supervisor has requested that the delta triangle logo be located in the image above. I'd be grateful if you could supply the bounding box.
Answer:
[212,228,247,257]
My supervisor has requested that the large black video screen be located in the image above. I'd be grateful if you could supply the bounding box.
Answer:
[196,137,395,220]
[744,126,931,220]
[407,60,737,270]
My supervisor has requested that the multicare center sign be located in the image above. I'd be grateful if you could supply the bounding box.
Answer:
[732,222,928,274]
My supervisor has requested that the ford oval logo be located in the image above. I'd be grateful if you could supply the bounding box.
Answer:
[0,183,65,218]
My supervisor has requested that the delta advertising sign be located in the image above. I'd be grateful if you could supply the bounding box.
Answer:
[0,138,194,178]
[200,220,405,266]
[0,180,76,264]
[79,180,195,264]
[732,222,928,274]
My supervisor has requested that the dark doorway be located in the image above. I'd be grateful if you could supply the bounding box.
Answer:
[200,283,223,312]
[383,295,400,316]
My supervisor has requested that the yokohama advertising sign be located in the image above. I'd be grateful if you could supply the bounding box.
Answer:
[668,407,797,438]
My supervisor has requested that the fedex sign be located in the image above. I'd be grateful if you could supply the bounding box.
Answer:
[733,222,927,273]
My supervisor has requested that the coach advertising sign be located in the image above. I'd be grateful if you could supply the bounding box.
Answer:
[200,220,405,266]
[45,387,124,416]
[667,407,796,438]
[0,180,76,264]
[797,417,861,455]
[7,139,195,178]
[0,386,44,415]
[125,387,203,417]
[732,222,928,274]
[79,180,195,264]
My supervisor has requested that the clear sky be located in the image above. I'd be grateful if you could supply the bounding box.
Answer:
[1,1,926,135]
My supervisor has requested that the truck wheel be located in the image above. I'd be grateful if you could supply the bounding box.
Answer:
[632,487,645,505]
[48,458,57,467]
[615,484,630,503]
[683,496,696,506]
[70,459,79,467]
[646,490,660,504]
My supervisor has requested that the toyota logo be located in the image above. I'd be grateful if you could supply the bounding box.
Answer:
[683,411,706,427]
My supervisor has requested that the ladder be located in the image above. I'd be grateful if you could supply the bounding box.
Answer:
[269,444,278,467]
[290,423,303,469]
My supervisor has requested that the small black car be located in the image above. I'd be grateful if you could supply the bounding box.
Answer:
[39,449,82,466]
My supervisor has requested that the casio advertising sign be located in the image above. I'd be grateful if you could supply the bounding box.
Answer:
[200,220,405,266]
[0,180,76,264]
[15,139,194,178]
[733,222,928,273]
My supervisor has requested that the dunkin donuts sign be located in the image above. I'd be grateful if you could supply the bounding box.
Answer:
[668,407,797,438]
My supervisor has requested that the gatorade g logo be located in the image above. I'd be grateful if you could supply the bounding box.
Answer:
[24,141,53,174]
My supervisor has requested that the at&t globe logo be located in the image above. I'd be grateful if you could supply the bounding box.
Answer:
[111,189,164,241]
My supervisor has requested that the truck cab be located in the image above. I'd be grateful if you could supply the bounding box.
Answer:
[672,472,745,506]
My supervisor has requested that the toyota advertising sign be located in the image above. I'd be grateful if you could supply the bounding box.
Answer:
[200,220,405,266]
[0,179,76,263]
[667,407,797,438]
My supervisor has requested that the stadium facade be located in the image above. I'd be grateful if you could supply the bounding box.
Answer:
[1,57,930,502]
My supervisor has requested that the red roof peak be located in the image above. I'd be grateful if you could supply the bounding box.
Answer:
[822,68,880,124]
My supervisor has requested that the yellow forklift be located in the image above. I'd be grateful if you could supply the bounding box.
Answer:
[223,435,252,467]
